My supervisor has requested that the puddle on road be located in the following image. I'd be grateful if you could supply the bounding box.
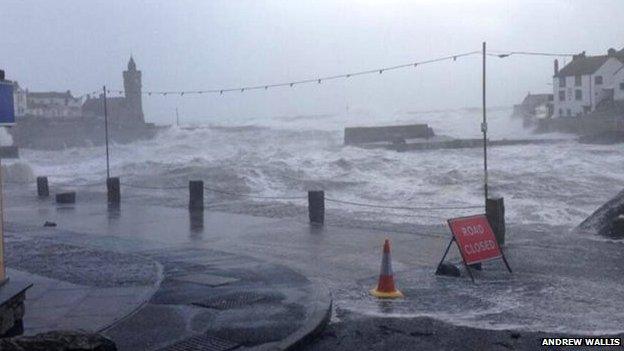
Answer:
[332,267,624,335]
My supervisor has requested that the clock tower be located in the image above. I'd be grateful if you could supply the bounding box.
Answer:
[123,56,144,124]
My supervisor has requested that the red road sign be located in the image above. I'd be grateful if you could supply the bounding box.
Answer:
[447,215,502,265]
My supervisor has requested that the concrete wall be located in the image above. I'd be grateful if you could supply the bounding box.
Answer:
[536,115,622,135]
[344,124,433,145]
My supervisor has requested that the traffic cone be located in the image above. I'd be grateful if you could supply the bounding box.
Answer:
[370,238,404,299]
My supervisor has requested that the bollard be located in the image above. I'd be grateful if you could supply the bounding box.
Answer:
[37,176,49,197]
[188,180,204,210]
[56,192,76,204]
[308,190,325,225]
[107,177,120,205]
[486,197,505,246]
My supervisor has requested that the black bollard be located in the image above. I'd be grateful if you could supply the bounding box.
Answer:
[37,176,49,197]
[308,190,325,225]
[189,209,204,234]
[486,197,505,246]
[56,192,76,204]
[107,177,120,205]
[188,180,204,210]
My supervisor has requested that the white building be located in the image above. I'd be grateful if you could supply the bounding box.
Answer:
[26,91,82,118]
[12,82,27,117]
[610,64,624,101]
[553,48,624,117]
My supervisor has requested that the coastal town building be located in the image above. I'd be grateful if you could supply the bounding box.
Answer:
[8,56,153,149]
[82,56,145,125]
[512,93,553,119]
[12,82,27,117]
[11,56,144,125]
[553,48,624,117]
[11,82,82,119]
[26,91,82,118]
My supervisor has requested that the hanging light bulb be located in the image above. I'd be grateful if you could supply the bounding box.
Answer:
[290,83,294,87]
[318,79,321,84]
[379,70,383,74]
[220,90,223,95]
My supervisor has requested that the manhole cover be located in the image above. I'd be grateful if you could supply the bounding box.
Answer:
[158,334,239,351]
[192,291,281,310]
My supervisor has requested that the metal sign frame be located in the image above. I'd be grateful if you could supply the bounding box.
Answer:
[436,214,512,282]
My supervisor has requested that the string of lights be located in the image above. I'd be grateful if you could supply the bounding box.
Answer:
[487,50,577,58]
[82,50,482,97]
[79,49,579,98]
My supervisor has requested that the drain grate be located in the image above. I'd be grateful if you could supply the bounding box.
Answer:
[158,334,239,351]
[192,291,281,310]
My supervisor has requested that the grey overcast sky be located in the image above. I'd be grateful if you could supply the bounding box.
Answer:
[2,0,624,124]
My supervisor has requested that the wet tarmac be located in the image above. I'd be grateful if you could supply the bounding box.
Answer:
[4,184,624,336]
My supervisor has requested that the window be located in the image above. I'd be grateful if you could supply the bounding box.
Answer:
[620,82,624,90]
[559,76,566,87]
[559,90,566,101]
[575,89,582,100]
[595,76,603,85]
[559,108,563,117]
[575,75,582,86]
[567,109,571,117]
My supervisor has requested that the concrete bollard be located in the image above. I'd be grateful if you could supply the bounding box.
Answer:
[56,192,76,204]
[107,177,120,205]
[308,190,325,225]
[486,197,505,246]
[188,180,204,210]
[37,176,49,197]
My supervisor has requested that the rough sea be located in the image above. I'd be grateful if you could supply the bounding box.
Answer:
[3,107,623,228]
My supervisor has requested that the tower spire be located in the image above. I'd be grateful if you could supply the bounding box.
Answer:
[128,56,136,71]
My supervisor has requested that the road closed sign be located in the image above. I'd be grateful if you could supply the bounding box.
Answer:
[447,215,502,265]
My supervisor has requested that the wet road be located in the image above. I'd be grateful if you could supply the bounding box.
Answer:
[4,185,624,335]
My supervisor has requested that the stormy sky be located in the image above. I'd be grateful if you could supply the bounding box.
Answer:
[2,0,624,125]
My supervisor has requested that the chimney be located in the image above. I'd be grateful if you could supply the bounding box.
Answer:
[608,48,616,57]
[554,59,559,75]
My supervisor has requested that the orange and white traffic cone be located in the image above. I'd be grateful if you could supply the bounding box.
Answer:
[370,238,404,299]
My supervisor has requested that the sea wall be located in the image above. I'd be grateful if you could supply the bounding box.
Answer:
[535,116,624,135]
[344,124,433,145]
[8,116,160,149]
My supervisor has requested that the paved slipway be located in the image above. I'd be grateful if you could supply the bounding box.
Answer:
[4,184,624,350]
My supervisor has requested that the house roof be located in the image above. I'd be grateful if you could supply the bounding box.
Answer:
[521,93,552,106]
[29,91,77,100]
[555,49,624,77]
[555,56,611,77]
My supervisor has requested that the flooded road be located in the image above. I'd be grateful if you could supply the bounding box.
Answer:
[4,185,624,335]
